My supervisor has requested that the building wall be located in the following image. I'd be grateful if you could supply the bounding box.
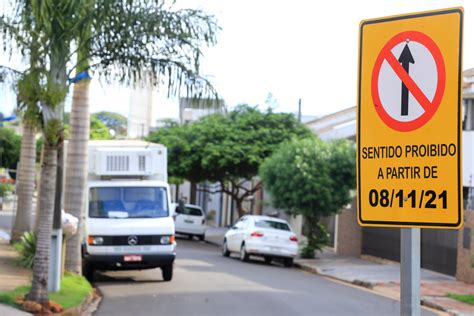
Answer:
[128,88,153,139]
[456,210,474,283]
[335,199,362,257]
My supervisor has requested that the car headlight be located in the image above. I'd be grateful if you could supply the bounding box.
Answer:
[88,236,104,245]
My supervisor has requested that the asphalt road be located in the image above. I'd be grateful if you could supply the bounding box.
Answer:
[93,239,436,316]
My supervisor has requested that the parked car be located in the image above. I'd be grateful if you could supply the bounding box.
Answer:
[222,215,298,267]
[171,203,207,240]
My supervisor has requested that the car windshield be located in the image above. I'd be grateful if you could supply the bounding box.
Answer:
[176,206,202,216]
[89,187,168,219]
[255,219,290,231]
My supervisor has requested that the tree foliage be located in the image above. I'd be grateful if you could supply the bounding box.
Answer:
[260,137,356,257]
[63,115,111,140]
[89,116,111,140]
[147,105,312,216]
[0,128,21,169]
[92,111,127,136]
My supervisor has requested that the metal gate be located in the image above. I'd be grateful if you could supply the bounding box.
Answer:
[362,227,458,276]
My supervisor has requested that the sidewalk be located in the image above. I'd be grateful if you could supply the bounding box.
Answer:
[0,230,32,315]
[205,226,474,316]
[295,251,474,316]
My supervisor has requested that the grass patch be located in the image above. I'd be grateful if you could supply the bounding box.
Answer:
[0,285,30,307]
[0,273,92,310]
[447,293,474,305]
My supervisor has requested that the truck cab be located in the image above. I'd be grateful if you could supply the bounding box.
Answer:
[82,141,175,281]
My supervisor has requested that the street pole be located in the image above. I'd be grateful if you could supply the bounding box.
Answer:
[298,98,302,123]
[400,228,420,316]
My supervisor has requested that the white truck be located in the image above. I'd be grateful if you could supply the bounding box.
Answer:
[82,140,175,281]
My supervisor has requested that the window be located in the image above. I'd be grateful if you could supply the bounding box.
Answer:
[89,187,168,219]
[175,206,203,216]
[255,220,290,231]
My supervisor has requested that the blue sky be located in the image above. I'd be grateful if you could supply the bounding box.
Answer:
[1,0,473,120]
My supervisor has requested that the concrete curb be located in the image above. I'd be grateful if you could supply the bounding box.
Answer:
[420,297,451,314]
[293,261,460,316]
[61,289,102,316]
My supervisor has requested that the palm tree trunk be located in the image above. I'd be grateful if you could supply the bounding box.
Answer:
[11,123,36,242]
[64,79,90,274]
[34,144,44,232]
[26,145,57,304]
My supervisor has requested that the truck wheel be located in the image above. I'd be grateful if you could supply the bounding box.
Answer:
[162,265,173,281]
[83,262,95,282]
[264,256,272,264]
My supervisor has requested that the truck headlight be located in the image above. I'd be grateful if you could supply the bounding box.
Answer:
[88,236,104,245]
[160,235,175,244]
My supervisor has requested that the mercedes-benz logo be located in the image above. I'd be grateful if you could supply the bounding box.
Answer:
[127,235,138,246]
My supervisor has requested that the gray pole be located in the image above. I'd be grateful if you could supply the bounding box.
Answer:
[400,228,421,316]
[298,98,302,123]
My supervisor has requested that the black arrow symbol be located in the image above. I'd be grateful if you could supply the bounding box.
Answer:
[398,43,415,116]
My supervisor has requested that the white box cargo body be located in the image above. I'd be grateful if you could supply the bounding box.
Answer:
[82,140,175,281]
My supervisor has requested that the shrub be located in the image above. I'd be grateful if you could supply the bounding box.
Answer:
[13,232,36,269]
[300,223,330,258]
[0,183,13,196]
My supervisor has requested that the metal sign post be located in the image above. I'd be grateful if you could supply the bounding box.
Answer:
[401,228,420,316]
[356,8,463,316]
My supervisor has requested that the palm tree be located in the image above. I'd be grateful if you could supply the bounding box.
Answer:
[64,0,219,274]
[11,77,42,242]
[2,0,86,304]
[2,0,219,305]
[11,26,43,241]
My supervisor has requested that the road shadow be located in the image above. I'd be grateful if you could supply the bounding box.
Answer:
[93,270,165,285]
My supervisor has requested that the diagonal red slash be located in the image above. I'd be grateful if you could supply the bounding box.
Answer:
[384,51,432,112]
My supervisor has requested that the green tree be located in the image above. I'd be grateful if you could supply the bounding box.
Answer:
[148,105,312,217]
[89,116,111,140]
[0,127,21,168]
[260,137,356,258]
[92,111,127,137]
[63,115,111,140]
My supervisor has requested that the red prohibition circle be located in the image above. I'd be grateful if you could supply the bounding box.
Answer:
[371,31,446,132]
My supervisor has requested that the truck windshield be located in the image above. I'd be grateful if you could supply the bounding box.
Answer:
[89,187,169,219]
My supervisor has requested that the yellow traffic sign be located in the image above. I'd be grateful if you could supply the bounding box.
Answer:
[357,8,463,228]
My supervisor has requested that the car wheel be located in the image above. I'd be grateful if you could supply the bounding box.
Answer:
[188,234,193,240]
[264,256,272,264]
[240,244,249,262]
[222,240,230,257]
[283,258,294,268]
[198,234,205,241]
[162,265,173,281]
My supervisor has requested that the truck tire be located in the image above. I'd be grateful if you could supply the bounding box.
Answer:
[283,258,294,268]
[162,265,173,281]
[83,262,95,282]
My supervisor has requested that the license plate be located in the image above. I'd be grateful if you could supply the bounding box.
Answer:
[124,255,143,262]
[184,219,194,224]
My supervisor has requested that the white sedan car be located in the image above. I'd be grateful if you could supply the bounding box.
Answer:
[171,203,207,240]
[222,215,298,267]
